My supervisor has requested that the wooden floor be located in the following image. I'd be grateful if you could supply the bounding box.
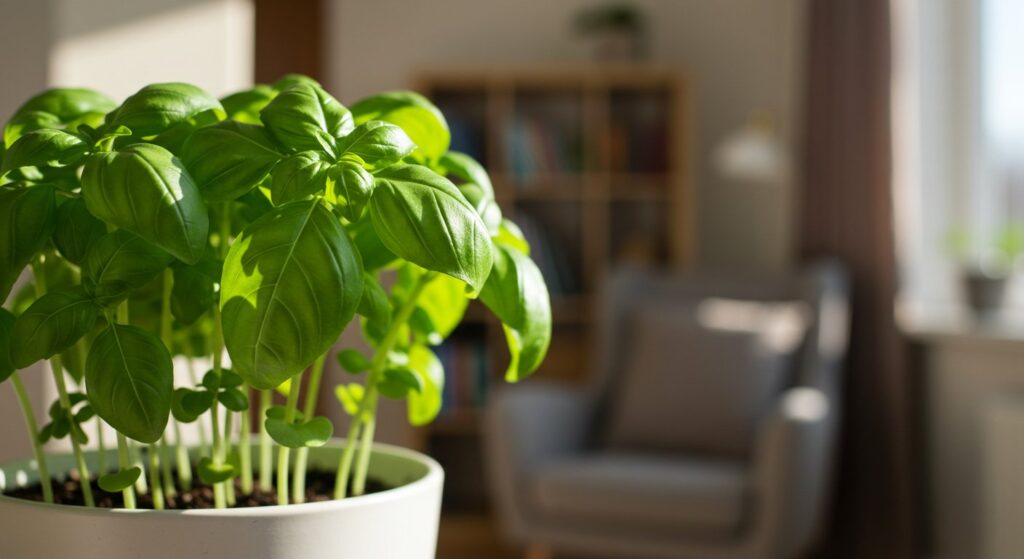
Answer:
[437,513,518,559]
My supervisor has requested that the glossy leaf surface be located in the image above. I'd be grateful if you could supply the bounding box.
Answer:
[220,200,363,389]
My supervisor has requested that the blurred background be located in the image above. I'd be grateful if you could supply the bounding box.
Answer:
[4,0,1024,558]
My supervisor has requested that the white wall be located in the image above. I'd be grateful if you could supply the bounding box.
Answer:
[323,0,806,272]
[0,0,254,462]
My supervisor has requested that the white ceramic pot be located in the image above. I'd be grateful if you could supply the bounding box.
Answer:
[0,440,443,559]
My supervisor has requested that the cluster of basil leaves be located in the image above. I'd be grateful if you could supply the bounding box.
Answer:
[0,74,551,500]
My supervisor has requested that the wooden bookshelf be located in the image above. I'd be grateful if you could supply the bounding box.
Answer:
[412,65,693,508]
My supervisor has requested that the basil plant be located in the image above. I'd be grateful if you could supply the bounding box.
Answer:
[0,75,551,509]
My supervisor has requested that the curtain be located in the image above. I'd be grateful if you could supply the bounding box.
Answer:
[800,0,916,557]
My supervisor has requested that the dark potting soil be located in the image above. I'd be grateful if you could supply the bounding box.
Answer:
[2,469,390,509]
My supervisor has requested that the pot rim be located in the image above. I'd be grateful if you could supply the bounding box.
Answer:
[0,440,443,518]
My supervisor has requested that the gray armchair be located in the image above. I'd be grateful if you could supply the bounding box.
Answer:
[484,262,849,559]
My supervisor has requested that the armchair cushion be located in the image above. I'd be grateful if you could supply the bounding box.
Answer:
[531,452,749,537]
[607,301,807,458]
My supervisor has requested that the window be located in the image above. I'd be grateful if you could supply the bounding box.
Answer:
[894,0,1024,319]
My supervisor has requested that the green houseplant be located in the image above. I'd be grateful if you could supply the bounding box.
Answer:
[0,75,551,558]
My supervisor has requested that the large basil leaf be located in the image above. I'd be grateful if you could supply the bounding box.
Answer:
[108,83,223,137]
[350,216,396,271]
[81,143,209,264]
[0,308,16,383]
[494,218,530,256]
[368,165,492,292]
[83,230,174,306]
[259,83,354,156]
[13,88,116,123]
[9,287,99,368]
[407,344,444,426]
[220,86,277,125]
[269,151,330,206]
[334,121,415,170]
[479,243,551,381]
[85,324,173,443]
[4,111,61,148]
[171,264,215,325]
[181,120,281,201]
[220,200,363,389]
[272,74,320,92]
[52,198,106,265]
[0,185,56,302]
[395,264,467,343]
[351,92,449,163]
[1,129,89,176]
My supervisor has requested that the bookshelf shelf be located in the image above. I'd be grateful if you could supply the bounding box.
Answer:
[415,65,692,507]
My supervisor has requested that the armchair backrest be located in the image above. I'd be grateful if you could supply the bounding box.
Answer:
[589,261,850,441]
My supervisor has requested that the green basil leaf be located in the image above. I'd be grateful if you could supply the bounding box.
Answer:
[442,152,500,233]
[407,344,444,426]
[85,324,174,443]
[407,267,468,342]
[259,83,354,155]
[81,143,209,264]
[356,272,390,340]
[325,158,374,222]
[220,200,363,389]
[14,88,116,124]
[265,415,333,448]
[269,150,330,206]
[335,121,416,170]
[220,369,244,388]
[494,218,530,255]
[1,129,88,176]
[170,264,216,325]
[479,243,551,381]
[52,198,106,265]
[181,120,282,201]
[458,182,502,235]
[109,83,223,137]
[197,457,235,483]
[9,287,99,368]
[272,74,320,92]
[4,111,62,148]
[336,348,371,374]
[0,184,56,302]
[74,404,95,423]
[351,215,396,271]
[350,91,449,163]
[369,164,493,292]
[378,366,423,399]
[440,151,494,198]
[218,387,249,411]
[334,383,365,417]
[60,336,89,384]
[83,230,174,306]
[0,308,16,383]
[171,388,215,423]
[220,86,277,124]
[98,466,142,492]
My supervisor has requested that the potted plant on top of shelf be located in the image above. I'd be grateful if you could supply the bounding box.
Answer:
[0,74,551,559]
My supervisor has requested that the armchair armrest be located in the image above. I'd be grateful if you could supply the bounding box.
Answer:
[749,387,836,558]
[483,383,594,542]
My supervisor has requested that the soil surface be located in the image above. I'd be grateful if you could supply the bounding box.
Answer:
[3,469,389,509]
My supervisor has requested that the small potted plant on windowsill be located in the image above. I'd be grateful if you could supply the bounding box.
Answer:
[948,223,1024,320]
[0,75,551,559]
